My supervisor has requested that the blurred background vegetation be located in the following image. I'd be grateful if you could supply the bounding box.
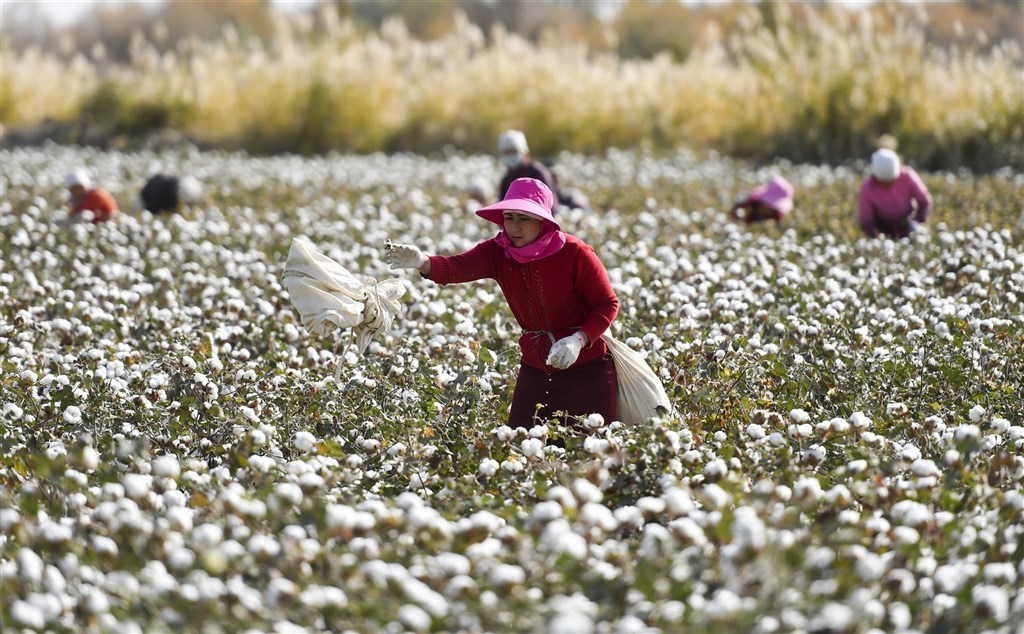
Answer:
[1,0,1022,172]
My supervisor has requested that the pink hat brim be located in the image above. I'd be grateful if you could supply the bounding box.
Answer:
[745,177,794,215]
[476,199,560,230]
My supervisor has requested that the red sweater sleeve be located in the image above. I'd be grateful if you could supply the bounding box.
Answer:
[424,238,503,284]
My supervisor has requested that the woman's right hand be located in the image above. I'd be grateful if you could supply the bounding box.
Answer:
[384,240,429,271]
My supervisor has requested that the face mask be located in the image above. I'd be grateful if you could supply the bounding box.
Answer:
[500,152,524,169]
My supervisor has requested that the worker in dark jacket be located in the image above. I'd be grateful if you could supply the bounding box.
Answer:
[138,173,202,214]
[496,130,589,212]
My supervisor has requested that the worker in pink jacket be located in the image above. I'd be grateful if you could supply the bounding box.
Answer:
[857,149,932,238]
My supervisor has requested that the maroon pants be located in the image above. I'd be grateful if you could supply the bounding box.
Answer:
[508,354,618,429]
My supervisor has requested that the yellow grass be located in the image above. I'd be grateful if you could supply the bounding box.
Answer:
[2,4,1021,169]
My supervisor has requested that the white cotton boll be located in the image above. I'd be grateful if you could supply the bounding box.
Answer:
[983,562,1016,585]
[521,438,544,459]
[968,404,986,422]
[249,429,267,446]
[40,520,72,543]
[543,523,588,559]
[92,535,119,557]
[898,444,922,462]
[360,438,381,451]
[854,553,885,581]
[584,436,611,455]
[122,474,152,500]
[10,599,45,629]
[788,423,813,438]
[636,496,666,517]
[152,455,181,478]
[991,417,1011,433]
[501,456,524,473]
[584,413,605,429]
[663,487,695,516]
[793,477,823,503]
[892,526,920,546]
[549,611,594,634]
[478,459,499,478]
[767,432,786,447]
[807,603,854,633]
[910,459,939,477]
[298,584,348,610]
[247,535,281,558]
[731,507,765,551]
[536,487,573,515]
[494,425,515,441]
[274,482,303,507]
[803,444,827,464]
[81,586,111,615]
[489,563,526,587]
[829,418,850,434]
[248,455,277,474]
[704,458,728,479]
[63,405,83,424]
[954,424,981,442]
[745,424,766,440]
[706,589,743,615]
[847,459,868,473]
[531,500,564,524]
[891,500,932,527]
[17,547,45,585]
[700,483,731,509]
[849,411,872,429]
[0,508,20,533]
[789,409,810,424]
[573,478,603,504]
[579,502,618,532]
[825,485,852,507]
[293,431,317,453]
[886,402,907,416]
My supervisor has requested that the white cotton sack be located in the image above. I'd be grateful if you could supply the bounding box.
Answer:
[603,334,672,425]
[282,237,405,353]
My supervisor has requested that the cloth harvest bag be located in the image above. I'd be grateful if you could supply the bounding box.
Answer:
[282,237,405,354]
[602,334,672,425]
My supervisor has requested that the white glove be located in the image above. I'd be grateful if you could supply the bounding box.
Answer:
[384,240,428,270]
[546,332,587,369]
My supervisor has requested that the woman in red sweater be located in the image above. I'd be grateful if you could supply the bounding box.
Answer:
[386,178,619,429]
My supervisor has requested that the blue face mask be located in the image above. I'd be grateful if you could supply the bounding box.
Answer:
[500,152,524,169]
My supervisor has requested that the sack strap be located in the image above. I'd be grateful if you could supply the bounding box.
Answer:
[524,328,583,344]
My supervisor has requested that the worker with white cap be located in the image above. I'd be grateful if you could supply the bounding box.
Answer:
[65,168,119,223]
[857,148,932,238]
[496,129,559,201]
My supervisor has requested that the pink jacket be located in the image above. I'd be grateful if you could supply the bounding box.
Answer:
[857,167,932,238]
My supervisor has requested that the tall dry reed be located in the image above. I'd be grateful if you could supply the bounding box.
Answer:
[2,4,1020,170]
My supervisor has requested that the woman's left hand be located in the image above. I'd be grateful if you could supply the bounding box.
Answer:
[547,332,587,369]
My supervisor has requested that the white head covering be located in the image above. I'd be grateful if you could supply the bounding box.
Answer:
[65,168,93,190]
[498,129,529,154]
[871,149,901,181]
[177,175,203,204]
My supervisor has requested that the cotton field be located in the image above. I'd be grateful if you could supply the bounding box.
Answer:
[1,145,1023,633]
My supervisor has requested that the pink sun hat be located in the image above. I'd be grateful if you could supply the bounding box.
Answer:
[475,177,560,229]
[744,175,795,215]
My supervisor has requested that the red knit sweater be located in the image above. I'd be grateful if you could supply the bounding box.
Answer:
[425,234,619,372]
[70,188,119,222]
